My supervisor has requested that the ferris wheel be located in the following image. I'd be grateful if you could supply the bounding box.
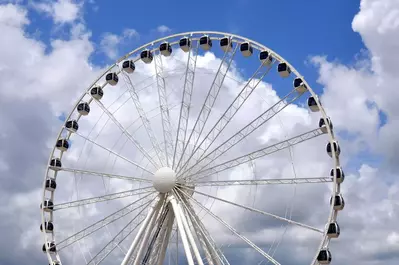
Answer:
[40,31,345,265]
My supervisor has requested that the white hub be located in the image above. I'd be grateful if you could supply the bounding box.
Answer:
[153,167,176,193]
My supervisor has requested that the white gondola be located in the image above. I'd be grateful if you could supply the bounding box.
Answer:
[330,166,345,184]
[179,37,191,52]
[307,96,320,112]
[49,158,62,170]
[90,86,103,100]
[122,60,135,73]
[330,194,345,211]
[240,42,253,57]
[277,62,291,77]
[41,200,54,212]
[326,222,340,238]
[105,72,118,86]
[56,139,69,152]
[319,117,333,133]
[200,35,212,50]
[160,42,172,56]
[259,50,273,66]
[65,120,78,133]
[293,77,308,93]
[42,242,56,253]
[220,37,232,52]
[45,179,57,191]
[140,49,153,64]
[317,249,332,264]
[326,140,341,157]
[40,221,54,233]
[52,261,61,265]
[77,102,90,116]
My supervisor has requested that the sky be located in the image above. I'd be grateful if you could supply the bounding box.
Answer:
[0,0,399,265]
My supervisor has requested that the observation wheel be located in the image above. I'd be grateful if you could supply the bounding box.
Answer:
[41,31,344,265]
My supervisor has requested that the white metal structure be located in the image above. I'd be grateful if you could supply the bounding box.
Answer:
[41,31,343,265]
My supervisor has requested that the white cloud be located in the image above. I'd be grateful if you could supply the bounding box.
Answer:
[32,0,81,24]
[157,25,171,34]
[1,0,399,265]
[100,28,139,60]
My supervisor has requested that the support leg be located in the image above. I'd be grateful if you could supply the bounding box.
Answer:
[121,195,163,265]
[178,202,204,265]
[168,195,195,265]
[157,210,175,265]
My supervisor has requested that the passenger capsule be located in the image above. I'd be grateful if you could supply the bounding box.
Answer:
[160,42,172,57]
[77,102,90,116]
[45,179,57,191]
[277,62,291,78]
[42,242,56,253]
[51,261,61,265]
[140,49,153,64]
[319,117,333,133]
[317,249,332,264]
[122,60,135,73]
[259,50,273,66]
[220,37,233,52]
[90,86,104,100]
[49,158,62,170]
[326,140,341,157]
[56,139,69,152]
[326,222,340,238]
[307,96,320,112]
[41,200,54,212]
[293,77,308,93]
[65,120,78,133]
[330,194,345,211]
[330,167,345,184]
[105,72,118,86]
[179,37,191,52]
[240,42,253,57]
[40,221,54,233]
[199,35,212,50]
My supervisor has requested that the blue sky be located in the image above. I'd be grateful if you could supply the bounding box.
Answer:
[26,0,363,94]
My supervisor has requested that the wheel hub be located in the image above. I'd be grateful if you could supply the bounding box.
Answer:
[153,167,176,193]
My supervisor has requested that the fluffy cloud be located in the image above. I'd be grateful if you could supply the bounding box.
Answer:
[100,29,140,60]
[157,25,171,34]
[32,0,81,24]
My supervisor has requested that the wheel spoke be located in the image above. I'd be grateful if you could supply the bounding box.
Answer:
[181,61,274,174]
[74,131,153,175]
[188,128,325,181]
[53,186,153,210]
[119,68,166,167]
[178,187,281,265]
[90,93,159,168]
[192,177,332,186]
[154,49,174,167]
[86,196,156,265]
[176,43,239,172]
[60,167,153,183]
[172,39,200,169]
[179,186,323,233]
[180,88,305,178]
[57,192,155,250]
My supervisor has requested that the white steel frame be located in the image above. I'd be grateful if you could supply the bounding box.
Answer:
[41,31,341,265]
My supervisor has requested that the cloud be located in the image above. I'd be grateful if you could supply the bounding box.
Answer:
[32,0,81,24]
[1,0,399,265]
[100,28,139,60]
[157,25,171,34]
